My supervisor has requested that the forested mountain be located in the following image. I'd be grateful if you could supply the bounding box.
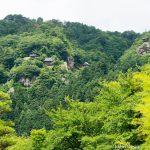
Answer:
[1,14,150,149]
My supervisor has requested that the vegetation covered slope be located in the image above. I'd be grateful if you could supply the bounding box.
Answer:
[119,32,150,72]
[7,63,150,150]
[0,14,138,134]
[1,14,150,149]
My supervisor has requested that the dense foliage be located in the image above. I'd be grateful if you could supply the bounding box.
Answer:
[1,14,150,149]
[0,91,15,149]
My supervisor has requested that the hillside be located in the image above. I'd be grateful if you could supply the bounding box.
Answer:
[1,15,150,149]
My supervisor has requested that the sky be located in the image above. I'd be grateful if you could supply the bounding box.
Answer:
[0,0,150,33]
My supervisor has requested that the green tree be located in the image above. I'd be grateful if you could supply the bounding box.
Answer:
[42,70,144,149]
[31,128,46,150]
[0,65,8,84]
[0,91,15,149]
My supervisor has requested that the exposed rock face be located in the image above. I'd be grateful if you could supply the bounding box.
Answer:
[67,57,74,69]
[63,62,68,70]
[23,57,30,61]
[60,62,68,73]
[60,77,69,84]
[19,78,32,87]
[137,41,150,55]
[61,77,66,82]
[8,87,15,94]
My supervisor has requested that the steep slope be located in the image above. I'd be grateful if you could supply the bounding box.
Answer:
[0,15,139,135]
[64,22,139,61]
[0,14,35,36]
[119,32,150,72]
